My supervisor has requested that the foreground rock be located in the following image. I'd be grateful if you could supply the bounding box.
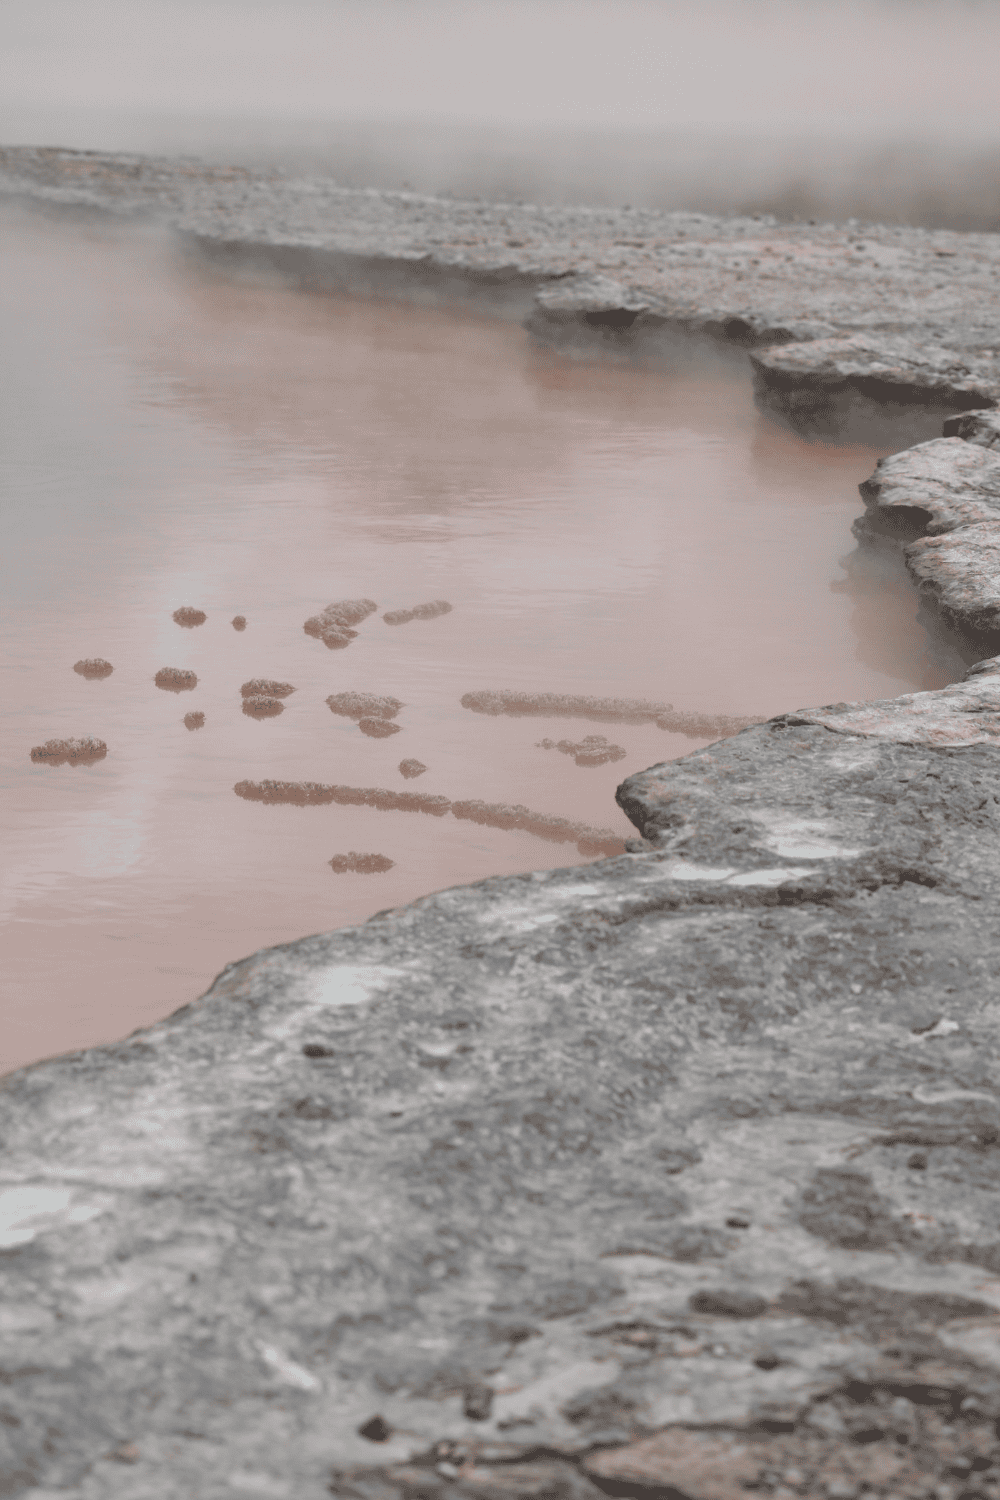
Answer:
[9,686,1000,1495]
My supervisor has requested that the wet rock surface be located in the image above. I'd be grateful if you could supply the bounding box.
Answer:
[72,658,113,679]
[9,712,1000,1494]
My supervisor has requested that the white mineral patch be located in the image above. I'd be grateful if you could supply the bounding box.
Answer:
[756,816,863,860]
[491,1358,619,1426]
[0,1184,108,1248]
[258,1343,322,1391]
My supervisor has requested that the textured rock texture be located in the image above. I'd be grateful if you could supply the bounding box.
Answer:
[7,147,1000,1500]
[853,428,1000,658]
[9,711,1000,1496]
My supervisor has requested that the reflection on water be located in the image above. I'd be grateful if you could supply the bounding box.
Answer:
[0,208,958,1073]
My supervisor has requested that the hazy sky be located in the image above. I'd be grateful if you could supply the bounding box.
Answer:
[4,0,999,136]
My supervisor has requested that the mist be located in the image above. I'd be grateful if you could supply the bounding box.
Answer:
[4,0,1000,226]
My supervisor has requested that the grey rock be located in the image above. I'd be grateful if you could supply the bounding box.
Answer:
[854,437,1000,541]
[6,719,1000,1493]
[905,525,1000,653]
[943,408,1000,448]
[750,333,999,434]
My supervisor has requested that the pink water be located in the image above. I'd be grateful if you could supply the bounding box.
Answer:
[1,209,952,1073]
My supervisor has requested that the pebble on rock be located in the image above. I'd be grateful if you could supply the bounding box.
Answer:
[30,737,107,766]
[242,695,283,719]
[172,607,207,627]
[303,599,378,649]
[73,658,113,679]
[155,667,197,692]
[398,759,427,779]
[240,679,295,699]
[184,712,205,730]
[329,853,395,874]
[231,616,247,631]
[537,734,627,767]
[383,600,453,626]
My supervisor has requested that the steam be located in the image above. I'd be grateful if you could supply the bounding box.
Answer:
[3,0,999,230]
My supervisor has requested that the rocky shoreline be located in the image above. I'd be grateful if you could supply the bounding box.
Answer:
[3,148,1000,1499]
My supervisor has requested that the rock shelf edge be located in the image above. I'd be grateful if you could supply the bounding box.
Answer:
[5,149,1000,1498]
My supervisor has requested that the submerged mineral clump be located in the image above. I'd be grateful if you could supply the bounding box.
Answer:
[154,667,197,692]
[463,689,756,739]
[232,778,621,854]
[383,599,453,625]
[240,679,296,699]
[172,606,207,627]
[358,717,401,739]
[72,657,113,679]
[398,758,427,779]
[328,852,395,874]
[30,736,107,765]
[537,734,627,766]
[326,691,403,721]
[304,598,378,649]
[234,780,451,814]
[183,712,205,730]
[242,695,284,719]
